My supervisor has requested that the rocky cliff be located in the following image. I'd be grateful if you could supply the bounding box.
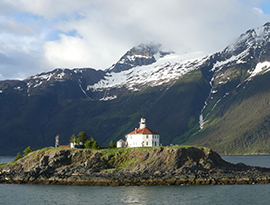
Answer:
[1,146,270,186]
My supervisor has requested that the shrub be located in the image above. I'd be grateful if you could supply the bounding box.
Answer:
[109,140,116,148]
[14,152,23,161]
[23,146,33,156]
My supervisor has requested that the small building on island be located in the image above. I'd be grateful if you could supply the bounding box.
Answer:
[116,139,126,148]
[117,117,160,148]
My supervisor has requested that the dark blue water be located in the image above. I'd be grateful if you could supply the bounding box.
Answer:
[1,155,270,204]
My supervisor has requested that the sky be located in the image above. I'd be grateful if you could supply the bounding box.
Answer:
[1,0,270,80]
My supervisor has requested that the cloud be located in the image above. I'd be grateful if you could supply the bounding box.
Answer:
[254,7,264,14]
[42,0,270,69]
[1,0,270,80]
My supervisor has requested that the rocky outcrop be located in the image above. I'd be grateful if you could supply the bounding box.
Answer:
[1,146,270,186]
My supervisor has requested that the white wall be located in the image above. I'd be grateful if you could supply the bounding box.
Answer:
[126,134,160,147]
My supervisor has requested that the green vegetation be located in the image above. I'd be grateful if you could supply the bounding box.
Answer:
[84,138,95,149]
[70,134,76,144]
[109,140,116,148]
[23,146,33,156]
[190,71,270,154]
[77,131,89,144]
[2,54,270,155]
[92,141,101,149]
[14,152,23,161]
[70,132,101,149]
[0,68,211,155]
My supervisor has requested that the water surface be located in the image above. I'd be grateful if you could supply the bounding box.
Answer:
[0,183,270,205]
[221,155,270,168]
[1,155,270,204]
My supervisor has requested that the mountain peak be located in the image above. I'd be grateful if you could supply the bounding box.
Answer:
[131,43,161,55]
[109,43,172,73]
[222,22,270,58]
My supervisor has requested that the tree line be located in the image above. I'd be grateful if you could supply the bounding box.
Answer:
[70,131,116,149]
[70,131,101,149]
[13,132,117,162]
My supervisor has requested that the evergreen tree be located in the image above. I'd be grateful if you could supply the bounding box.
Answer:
[77,131,89,144]
[109,140,116,148]
[70,133,77,143]
[84,137,95,149]
[23,146,33,156]
[14,152,23,161]
[92,141,101,149]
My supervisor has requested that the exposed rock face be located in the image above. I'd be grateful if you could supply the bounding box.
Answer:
[109,43,168,73]
[1,147,270,186]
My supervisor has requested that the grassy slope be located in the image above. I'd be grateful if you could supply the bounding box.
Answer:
[0,145,206,169]
[145,70,210,145]
[190,72,270,154]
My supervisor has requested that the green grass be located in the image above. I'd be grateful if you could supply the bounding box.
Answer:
[190,72,270,154]
[117,158,138,170]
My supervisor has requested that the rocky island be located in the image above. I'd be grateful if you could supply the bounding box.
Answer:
[1,146,270,186]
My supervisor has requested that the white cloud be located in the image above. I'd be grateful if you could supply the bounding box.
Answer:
[254,7,264,14]
[1,0,270,80]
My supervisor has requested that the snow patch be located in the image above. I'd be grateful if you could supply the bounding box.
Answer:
[211,49,249,72]
[33,81,43,88]
[14,86,23,91]
[32,73,54,81]
[27,82,32,88]
[199,114,204,130]
[73,69,85,73]
[127,54,152,61]
[88,52,206,92]
[56,72,65,79]
[249,61,270,78]
[99,95,117,101]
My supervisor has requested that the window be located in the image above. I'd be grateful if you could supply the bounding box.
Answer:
[146,142,148,145]
[146,135,148,139]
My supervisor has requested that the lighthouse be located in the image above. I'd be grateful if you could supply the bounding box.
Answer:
[139,117,146,129]
[122,117,160,148]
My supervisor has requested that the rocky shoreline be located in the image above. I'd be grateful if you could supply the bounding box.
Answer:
[1,146,270,186]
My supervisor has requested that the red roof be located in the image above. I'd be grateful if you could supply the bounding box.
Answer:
[128,127,159,135]
[59,145,70,148]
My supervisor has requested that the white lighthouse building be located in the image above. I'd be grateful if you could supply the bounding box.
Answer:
[124,117,160,148]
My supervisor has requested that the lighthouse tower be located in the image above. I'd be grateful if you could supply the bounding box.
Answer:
[139,117,146,129]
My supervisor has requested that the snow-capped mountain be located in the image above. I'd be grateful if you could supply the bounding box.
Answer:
[88,49,206,92]
[2,23,270,155]
[198,22,270,129]
[108,43,164,73]
[0,43,206,101]
[2,23,270,100]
